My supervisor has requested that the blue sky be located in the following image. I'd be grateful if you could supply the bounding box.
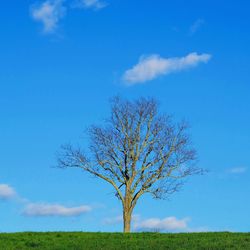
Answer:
[0,0,250,232]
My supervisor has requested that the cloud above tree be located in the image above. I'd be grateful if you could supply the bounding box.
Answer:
[0,184,16,200]
[74,0,107,10]
[30,0,66,34]
[30,0,107,34]
[123,52,211,85]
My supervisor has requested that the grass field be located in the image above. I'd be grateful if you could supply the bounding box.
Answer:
[0,232,249,250]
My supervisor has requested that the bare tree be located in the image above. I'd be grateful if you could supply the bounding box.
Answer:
[57,97,202,232]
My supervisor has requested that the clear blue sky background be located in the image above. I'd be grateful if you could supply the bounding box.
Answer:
[0,0,250,232]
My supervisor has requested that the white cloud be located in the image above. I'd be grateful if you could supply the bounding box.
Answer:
[189,19,204,35]
[0,184,16,200]
[103,215,123,225]
[0,182,94,218]
[122,52,212,85]
[74,0,107,10]
[23,203,92,217]
[229,167,247,174]
[103,214,209,233]
[31,0,66,33]
[134,216,190,231]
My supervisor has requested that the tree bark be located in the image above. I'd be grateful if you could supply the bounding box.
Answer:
[123,187,133,233]
[123,207,132,233]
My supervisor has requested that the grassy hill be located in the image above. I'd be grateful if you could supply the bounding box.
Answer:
[0,232,249,250]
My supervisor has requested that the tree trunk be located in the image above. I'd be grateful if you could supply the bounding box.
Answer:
[123,207,132,233]
[123,188,133,233]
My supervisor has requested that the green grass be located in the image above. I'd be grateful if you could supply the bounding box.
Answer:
[0,232,249,250]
